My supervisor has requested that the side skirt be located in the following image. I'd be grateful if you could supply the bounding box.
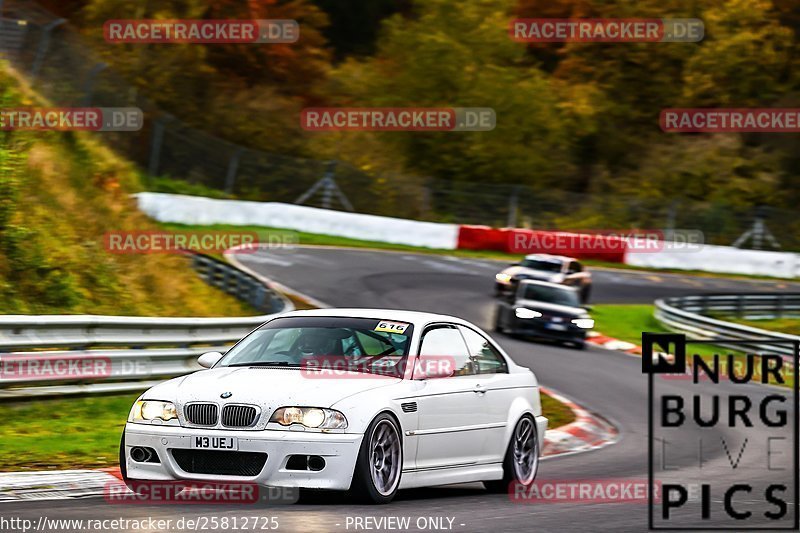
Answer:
[399,462,503,489]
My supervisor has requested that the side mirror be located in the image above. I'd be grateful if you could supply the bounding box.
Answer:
[198,351,223,369]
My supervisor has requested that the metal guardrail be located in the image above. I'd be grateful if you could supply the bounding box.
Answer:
[0,256,292,399]
[192,253,285,313]
[654,293,800,357]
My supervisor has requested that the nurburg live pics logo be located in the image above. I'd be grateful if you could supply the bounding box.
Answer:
[643,333,799,530]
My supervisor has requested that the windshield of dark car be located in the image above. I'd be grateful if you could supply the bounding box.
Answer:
[521,284,580,307]
[519,259,563,273]
[217,316,413,375]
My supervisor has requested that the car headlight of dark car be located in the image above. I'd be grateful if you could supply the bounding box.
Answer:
[515,307,542,319]
[571,317,594,329]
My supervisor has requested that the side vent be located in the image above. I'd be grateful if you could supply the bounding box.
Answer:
[401,402,418,413]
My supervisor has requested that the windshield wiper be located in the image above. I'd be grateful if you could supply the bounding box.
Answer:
[226,361,302,367]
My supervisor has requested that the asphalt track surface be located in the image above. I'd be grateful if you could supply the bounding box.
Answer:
[7,247,800,533]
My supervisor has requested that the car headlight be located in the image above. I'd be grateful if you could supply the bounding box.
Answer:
[270,407,348,429]
[495,273,512,284]
[571,318,595,329]
[129,400,177,423]
[515,307,543,319]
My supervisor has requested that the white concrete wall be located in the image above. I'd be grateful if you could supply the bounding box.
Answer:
[135,193,460,250]
[136,192,799,278]
[625,243,799,278]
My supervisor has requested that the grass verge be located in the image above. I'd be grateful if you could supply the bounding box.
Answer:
[540,391,576,429]
[0,393,137,470]
[592,304,793,388]
[0,65,253,317]
[713,316,800,335]
[0,390,574,471]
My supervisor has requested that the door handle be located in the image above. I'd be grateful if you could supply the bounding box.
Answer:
[473,384,487,394]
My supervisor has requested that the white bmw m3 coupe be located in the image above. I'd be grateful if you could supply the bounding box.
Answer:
[121,308,547,503]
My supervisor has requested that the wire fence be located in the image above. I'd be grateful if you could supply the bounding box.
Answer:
[1,1,798,250]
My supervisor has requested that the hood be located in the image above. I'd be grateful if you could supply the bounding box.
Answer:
[144,367,401,412]
[504,266,561,281]
[514,299,587,318]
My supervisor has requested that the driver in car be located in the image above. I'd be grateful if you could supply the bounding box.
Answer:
[295,329,346,358]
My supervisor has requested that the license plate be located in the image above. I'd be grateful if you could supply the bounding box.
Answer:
[191,436,238,450]
[546,323,568,331]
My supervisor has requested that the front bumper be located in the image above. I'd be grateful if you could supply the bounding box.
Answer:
[507,319,587,343]
[123,423,363,490]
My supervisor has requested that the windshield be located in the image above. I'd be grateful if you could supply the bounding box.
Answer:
[521,284,580,307]
[217,316,414,375]
[519,259,563,273]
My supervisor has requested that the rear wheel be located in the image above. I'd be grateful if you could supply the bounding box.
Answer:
[350,413,403,504]
[484,415,539,493]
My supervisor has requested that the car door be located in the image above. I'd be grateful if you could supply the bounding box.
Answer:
[459,326,514,463]
[411,324,487,470]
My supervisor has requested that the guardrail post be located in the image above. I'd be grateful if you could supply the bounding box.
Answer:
[81,62,107,106]
[30,18,65,81]
[506,186,520,228]
[148,116,169,179]
[224,148,244,194]
[736,295,743,318]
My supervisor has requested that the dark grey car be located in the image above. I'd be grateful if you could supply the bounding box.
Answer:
[493,280,594,349]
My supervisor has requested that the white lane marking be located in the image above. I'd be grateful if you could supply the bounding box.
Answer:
[237,254,294,267]
[441,255,502,271]
[289,253,340,266]
[420,258,473,274]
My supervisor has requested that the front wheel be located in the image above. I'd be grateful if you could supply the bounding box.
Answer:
[493,307,505,333]
[118,429,143,494]
[119,429,128,483]
[350,413,403,504]
[484,415,540,493]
